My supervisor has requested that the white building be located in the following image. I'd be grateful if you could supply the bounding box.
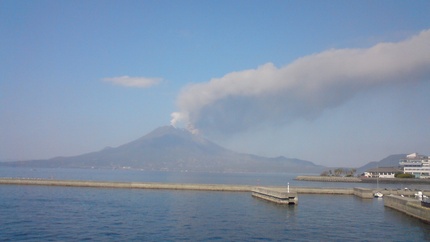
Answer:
[364,167,401,178]
[399,153,430,179]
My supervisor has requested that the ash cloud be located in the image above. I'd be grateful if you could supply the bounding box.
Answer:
[171,29,430,134]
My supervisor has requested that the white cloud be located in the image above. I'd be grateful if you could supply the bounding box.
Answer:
[171,29,430,134]
[103,76,162,88]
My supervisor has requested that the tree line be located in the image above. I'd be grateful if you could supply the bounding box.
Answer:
[320,168,357,177]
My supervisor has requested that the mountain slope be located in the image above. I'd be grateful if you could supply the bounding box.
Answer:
[357,154,406,174]
[3,126,325,173]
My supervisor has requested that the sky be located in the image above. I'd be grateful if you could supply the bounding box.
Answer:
[1,0,430,167]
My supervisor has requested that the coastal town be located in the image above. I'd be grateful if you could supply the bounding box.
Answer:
[364,153,430,179]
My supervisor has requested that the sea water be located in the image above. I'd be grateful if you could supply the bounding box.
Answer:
[0,167,429,241]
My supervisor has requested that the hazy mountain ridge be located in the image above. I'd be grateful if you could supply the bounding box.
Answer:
[2,126,325,173]
[356,154,407,174]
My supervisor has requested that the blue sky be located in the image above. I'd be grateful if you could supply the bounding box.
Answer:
[1,0,430,167]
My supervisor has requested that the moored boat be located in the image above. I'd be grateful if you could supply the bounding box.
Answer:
[374,192,383,198]
[415,191,430,207]
[422,200,430,208]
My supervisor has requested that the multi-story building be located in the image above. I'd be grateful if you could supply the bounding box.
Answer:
[399,153,430,178]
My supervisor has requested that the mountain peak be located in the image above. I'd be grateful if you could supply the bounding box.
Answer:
[145,125,193,139]
[1,125,324,173]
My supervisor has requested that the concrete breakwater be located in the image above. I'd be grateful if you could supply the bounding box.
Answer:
[295,175,430,184]
[291,186,354,195]
[360,177,430,184]
[0,178,253,192]
[0,178,357,195]
[252,187,298,204]
[0,178,426,198]
[295,176,362,182]
[3,178,429,223]
[384,195,430,223]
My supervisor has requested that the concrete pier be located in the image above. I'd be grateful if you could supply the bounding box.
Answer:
[384,195,430,223]
[252,187,298,205]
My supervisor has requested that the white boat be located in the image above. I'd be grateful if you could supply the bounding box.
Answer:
[374,170,383,198]
[374,192,383,198]
[414,191,430,207]
[415,191,424,200]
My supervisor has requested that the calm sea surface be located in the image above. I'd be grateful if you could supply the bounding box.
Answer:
[1,167,429,241]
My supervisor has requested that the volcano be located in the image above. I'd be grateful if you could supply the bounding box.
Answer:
[3,126,325,173]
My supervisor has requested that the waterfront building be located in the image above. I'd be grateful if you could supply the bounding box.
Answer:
[399,153,430,178]
[364,167,401,178]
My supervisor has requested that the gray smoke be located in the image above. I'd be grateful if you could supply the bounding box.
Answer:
[171,29,430,134]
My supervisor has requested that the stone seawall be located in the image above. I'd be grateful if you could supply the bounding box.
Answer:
[295,176,362,182]
[384,195,430,223]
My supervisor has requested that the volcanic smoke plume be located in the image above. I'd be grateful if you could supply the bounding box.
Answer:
[171,29,430,135]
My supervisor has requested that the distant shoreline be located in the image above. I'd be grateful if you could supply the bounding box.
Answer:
[295,175,430,184]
